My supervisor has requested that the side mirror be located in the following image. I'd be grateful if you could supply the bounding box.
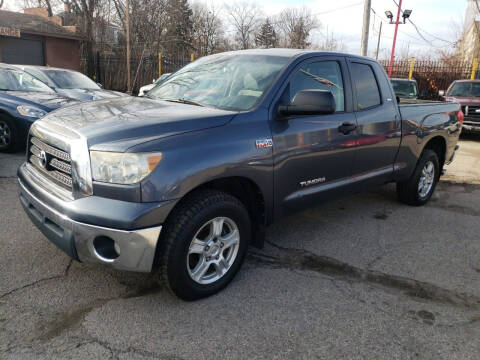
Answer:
[278,90,335,117]
[438,90,445,97]
[97,83,103,89]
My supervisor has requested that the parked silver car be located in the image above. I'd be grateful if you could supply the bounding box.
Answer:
[12,65,128,101]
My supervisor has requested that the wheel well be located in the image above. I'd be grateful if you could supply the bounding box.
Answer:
[423,136,446,171]
[177,177,267,249]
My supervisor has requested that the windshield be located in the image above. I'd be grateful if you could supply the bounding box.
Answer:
[148,54,289,110]
[0,68,54,92]
[448,82,480,97]
[391,80,418,97]
[43,69,100,90]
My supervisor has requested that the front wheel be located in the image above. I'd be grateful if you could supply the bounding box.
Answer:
[157,190,251,301]
[397,149,440,206]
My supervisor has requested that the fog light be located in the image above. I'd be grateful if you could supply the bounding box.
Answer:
[93,236,120,262]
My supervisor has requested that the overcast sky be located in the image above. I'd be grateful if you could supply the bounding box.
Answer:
[7,0,468,59]
[200,0,468,59]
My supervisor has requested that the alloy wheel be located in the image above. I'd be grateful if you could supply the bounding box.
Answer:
[187,216,240,285]
[418,160,435,198]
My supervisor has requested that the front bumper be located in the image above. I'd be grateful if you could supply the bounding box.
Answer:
[18,164,177,272]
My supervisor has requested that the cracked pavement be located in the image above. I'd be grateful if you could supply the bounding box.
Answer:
[2,136,480,359]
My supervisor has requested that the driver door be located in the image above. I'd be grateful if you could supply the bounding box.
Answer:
[270,57,358,219]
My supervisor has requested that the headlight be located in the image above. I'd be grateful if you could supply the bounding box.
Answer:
[17,105,47,118]
[90,151,162,184]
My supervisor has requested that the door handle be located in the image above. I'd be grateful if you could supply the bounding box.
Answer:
[338,122,357,135]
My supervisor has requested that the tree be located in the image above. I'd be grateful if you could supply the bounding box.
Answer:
[255,18,277,48]
[165,0,193,58]
[226,2,262,50]
[192,2,225,56]
[276,7,319,49]
[62,0,99,77]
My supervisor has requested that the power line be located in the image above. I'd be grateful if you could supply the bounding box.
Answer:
[391,0,455,45]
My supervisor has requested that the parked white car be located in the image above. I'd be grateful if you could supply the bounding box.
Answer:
[138,73,171,96]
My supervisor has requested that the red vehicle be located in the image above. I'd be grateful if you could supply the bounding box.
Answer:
[441,80,480,133]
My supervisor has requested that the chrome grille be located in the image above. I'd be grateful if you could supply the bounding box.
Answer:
[463,105,480,122]
[28,136,73,190]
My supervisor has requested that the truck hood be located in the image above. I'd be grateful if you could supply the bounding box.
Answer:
[55,88,128,101]
[0,91,75,111]
[445,96,480,105]
[37,96,236,151]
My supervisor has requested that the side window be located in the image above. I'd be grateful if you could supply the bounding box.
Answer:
[351,62,381,110]
[289,60,345,112]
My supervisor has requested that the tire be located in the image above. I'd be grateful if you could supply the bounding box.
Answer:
[0,115,19,153]
[157,189,251,301]
[396,149,440,206]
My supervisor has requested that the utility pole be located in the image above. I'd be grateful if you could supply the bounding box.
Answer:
[360,0,371,56]
[126,0,131,93]
[375,21,382,60]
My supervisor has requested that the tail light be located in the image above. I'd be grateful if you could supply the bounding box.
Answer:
[457,110,464,124]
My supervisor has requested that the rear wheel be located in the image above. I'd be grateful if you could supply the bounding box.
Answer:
[397,149,440,206]
[157,190,251,301]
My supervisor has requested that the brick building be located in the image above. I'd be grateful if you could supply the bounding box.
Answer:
[0,8,82,70]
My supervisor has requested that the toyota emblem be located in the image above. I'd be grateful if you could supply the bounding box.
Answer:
[39,150,47,168]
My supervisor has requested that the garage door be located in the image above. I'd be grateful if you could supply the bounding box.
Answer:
[1,36,44,65]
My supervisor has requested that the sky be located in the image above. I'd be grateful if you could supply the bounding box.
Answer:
[199,0,468,59]
[6,0,468,59]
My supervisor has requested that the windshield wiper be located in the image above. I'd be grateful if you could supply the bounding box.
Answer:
[164,98,205,107]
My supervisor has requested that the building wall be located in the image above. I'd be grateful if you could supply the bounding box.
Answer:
[45,37,80,70]
[456,23,480,64]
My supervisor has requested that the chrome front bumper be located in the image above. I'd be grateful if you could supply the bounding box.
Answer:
[18,178,162,272]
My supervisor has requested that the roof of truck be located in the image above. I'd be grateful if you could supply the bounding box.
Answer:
[218,48,370,61]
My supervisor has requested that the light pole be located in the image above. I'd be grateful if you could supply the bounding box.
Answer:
[385,2,412,78]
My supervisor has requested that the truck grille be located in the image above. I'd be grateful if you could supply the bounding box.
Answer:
[462,105,480,123]
[28,137,73,189]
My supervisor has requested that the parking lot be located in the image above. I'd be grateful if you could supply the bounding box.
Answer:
[0,135,480,359]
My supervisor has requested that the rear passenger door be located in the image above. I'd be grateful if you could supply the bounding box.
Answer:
[347,59,401,186]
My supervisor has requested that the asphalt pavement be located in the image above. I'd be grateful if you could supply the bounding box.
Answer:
[1,136,480,359]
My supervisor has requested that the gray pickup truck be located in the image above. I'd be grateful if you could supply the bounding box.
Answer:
[18,49,462,300]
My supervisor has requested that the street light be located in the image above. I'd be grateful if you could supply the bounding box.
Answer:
[385,11,393,21]
[402,9,412,23]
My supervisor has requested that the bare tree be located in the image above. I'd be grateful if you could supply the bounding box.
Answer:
[225,2,262,50]
[191,2,224,56]
[276,7,319,48]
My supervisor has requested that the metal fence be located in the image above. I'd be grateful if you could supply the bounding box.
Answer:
[379,60,473,99]
[82,53,191,94]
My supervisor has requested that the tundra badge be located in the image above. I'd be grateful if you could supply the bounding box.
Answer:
[300,177,326,187]
[256,139,273,149]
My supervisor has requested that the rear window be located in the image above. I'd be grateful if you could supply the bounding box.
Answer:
[351,62,381,110]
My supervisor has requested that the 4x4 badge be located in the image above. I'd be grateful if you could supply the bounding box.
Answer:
[255,139,273,149]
